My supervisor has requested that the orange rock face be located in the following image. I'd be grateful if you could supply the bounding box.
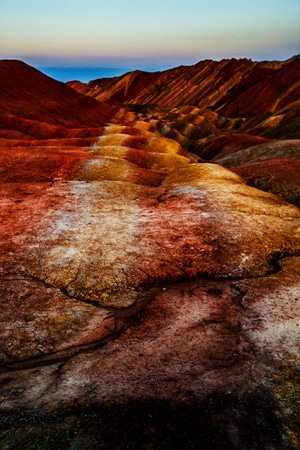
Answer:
[0,58,300,448]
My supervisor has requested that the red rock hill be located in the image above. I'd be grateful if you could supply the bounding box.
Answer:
[69,56,300,141]
[0,60,119,140]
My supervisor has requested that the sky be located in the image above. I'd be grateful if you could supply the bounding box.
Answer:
[0,0,299,81]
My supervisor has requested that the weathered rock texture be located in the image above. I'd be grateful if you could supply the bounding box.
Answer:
[0,59,299,449]
[232,158,300,207]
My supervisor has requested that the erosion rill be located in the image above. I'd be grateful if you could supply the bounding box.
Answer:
[0,59,299,449]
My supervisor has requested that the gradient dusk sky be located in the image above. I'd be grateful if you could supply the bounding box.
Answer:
[1,0,299,80]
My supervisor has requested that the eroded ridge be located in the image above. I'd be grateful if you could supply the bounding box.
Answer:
[9,123,297,308]
[1,118,300,448]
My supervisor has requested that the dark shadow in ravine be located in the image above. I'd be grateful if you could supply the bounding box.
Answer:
[0,387,287,450]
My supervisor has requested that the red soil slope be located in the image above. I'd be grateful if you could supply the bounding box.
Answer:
[0,60,119,140]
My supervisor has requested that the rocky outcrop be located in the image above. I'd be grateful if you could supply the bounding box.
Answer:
[232,158,300,207]
[212,139,300,166]
[0,60,300,448]
[199,134,275,160]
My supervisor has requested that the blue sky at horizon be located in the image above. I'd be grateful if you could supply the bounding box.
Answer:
[1,0,299,81]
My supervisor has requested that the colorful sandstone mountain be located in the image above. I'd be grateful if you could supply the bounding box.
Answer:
[0,57,299,448]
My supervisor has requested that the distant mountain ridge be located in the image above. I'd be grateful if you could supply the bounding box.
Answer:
[68,56,300,113]
[67,55,300,144]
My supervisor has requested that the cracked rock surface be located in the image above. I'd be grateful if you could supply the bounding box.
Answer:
[1,121,300,448]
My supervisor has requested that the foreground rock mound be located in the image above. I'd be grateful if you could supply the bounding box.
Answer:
[1,124,300,448]
[8,126,300,309]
